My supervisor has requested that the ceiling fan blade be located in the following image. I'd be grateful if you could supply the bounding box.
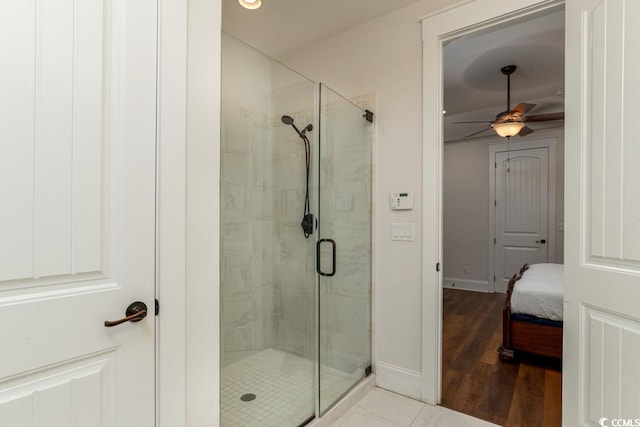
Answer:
[453,120,492,124]
[462,126,494,139]
[518,125,535,137]
[523,112,565,122]
[510,103,536,116]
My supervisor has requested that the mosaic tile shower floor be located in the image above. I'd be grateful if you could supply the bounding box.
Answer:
[221,349,362,426]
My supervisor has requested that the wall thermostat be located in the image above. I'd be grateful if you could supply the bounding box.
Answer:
[390,192,414,210]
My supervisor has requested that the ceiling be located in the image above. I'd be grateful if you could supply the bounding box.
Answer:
[222,1,565,142]
[222,0,421,58]
[444,10,565,141]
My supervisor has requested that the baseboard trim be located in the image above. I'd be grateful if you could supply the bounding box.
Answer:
[374,361,421,400]
[443,277,491,293]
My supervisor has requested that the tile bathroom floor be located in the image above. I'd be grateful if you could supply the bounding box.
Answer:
[330,388,501,427]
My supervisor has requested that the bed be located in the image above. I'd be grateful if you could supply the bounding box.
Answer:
[498,263,564,362]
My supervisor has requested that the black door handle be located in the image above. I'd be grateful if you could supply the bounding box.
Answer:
[104,301,148,327]
[536,239,546,244]
[316,238,336,277]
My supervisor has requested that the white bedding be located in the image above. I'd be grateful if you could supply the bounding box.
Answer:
[510,263,564,321]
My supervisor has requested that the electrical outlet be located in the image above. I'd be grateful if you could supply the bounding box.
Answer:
[463,266,470,275]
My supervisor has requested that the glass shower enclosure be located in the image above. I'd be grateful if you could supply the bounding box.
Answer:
[220,35,372,426]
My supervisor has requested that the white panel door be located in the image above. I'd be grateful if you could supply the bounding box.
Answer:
[565,0,640,425]
[0,0,157,425]
[494,147,549,292]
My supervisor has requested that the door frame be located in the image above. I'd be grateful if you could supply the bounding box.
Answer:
[157,0,187,425]
[488,137,557,293]
[420,0,565,405]
[157,0,222,426]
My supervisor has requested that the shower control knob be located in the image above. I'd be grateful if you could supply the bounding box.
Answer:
[301,214,315,236]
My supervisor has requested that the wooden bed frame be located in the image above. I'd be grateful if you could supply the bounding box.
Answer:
[498,264,563,362]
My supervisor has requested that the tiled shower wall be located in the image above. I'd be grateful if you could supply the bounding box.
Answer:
[221,102,316,366]
[221,35,317,366]
[221,105,278,366]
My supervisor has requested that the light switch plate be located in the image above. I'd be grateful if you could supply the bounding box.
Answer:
[391,223,415,241]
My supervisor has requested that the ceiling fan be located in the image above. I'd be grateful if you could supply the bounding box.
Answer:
[455,65,564,139]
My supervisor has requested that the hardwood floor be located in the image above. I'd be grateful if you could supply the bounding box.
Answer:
[441,288,562,426]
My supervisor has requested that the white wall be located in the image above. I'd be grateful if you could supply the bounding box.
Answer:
[281,0,461,395]
[443,139,491,289]
[442,127,565,293]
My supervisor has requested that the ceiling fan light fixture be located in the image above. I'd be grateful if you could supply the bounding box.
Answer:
[493,121,525,138]
[239,0,262,10]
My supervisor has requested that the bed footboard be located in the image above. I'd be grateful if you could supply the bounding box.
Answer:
[498,263,563,362]
[498,273,518,362]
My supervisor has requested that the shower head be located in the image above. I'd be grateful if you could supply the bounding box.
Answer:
[281,115,294,125]
[281,115,313,138]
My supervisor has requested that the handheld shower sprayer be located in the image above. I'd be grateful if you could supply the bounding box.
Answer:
[281,115,313,138]
[281,115,315,238]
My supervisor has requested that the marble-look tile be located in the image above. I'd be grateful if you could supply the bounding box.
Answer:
[251,221,273,256]
[221,267,250,296]
[334,182,371,224]
[353,388,425,426]
[332,410,396,427]
[221,223,250,257]
[279,225,308,256]
[221,184,248,221]
[222,151,252,186]
[279,151,306,188]
[410,405,497,427]
[334,150,369,184]
[327,387,498,427]
[279,189,305,221]
[251,153,275,188]
[221,295,254,326]
[249,187,273,220]
[222,325,251,355]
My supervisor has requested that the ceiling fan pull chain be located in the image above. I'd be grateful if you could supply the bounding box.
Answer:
[507,136,511,172]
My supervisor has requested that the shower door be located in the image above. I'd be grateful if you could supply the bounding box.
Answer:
[317,84,372,414]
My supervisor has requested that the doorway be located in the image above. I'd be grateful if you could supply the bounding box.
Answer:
[420,0,566,412]
[442,133,563,424]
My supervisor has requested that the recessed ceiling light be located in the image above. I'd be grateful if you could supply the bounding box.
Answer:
[239,0,262,10]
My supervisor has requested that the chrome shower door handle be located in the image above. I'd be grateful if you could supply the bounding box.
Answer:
[316,238,336,277]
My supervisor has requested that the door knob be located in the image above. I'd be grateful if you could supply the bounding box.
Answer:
[536,239,546,244]
[104,301,148,327]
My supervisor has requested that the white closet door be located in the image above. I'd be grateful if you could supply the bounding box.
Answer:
[564,0,640,424]
[0,0,158,425]
[494,147,549,292]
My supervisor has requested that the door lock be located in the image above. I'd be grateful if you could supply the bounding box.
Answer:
[536,239,547,244]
